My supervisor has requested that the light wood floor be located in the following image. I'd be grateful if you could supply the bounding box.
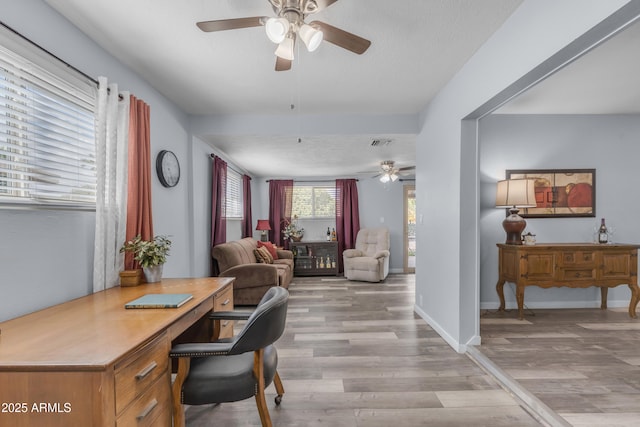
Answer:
[185,274,543,426]
[479,304,640,426]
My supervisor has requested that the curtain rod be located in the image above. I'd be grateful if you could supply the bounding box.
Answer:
[1,21,124,100]
[1,21,98,86]
[265,179,359,183]
[209,153,245,176]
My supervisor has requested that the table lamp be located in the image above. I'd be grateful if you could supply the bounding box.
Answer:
[495,179,537,245]
[256,220,271,242]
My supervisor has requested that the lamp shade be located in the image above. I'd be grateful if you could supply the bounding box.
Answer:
[299,23,323,52]
[256,220,271,231]
[265,17,289,44]
[274,37,294,60]
[495,179,537,208]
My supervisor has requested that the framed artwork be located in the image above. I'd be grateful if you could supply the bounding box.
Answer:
[506,169,595,218]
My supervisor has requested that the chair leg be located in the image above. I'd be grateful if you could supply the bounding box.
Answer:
[273,370,284,405]
[253,349,272,427]
[171,357,190,427]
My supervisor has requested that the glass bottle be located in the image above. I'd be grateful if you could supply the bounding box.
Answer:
[598,218,608,244]
[326,227,331,241]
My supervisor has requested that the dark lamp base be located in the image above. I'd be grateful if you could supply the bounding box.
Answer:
[502,211,527,245]
[260,232,268,242]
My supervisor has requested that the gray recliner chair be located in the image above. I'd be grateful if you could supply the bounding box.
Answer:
[170,286,289,427]
[343,227,390,282]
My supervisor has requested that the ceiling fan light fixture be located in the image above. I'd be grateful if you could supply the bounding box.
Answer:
[380,174,391,183]
[275,37,294,60]
[265,17,289,43]
[299,23,323,52]
[390,173,399,182]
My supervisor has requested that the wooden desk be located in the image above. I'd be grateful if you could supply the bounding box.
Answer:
[496,243,640,320]
[0,277,234,427]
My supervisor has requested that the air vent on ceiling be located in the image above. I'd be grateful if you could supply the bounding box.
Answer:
[370,138,393,147]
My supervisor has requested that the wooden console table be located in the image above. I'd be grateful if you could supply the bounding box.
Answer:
[0,277,234,427]
[496,243,640,320]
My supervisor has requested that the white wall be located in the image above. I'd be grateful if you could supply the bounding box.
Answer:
[414,0,632,351]
[479,114,640,309]
[0,0,192,321]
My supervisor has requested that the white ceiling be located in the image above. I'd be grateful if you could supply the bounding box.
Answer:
[42,1,640,178]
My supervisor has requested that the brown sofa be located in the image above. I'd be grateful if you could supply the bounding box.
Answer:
[211,238,294,305]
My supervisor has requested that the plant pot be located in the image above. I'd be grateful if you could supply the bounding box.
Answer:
[143,264,163,283]
[119,269,143,287]
[290,235,303,242]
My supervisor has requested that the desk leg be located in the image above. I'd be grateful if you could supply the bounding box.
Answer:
[600,287,608,310]
[496,279,506,312]
[516,284,525,320]
[628,284,639,319]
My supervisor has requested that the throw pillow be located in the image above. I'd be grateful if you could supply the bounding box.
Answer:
[254,246,274,264]
[257,241,278,259]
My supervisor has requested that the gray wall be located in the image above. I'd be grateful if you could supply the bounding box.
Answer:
[251,177,409,273]
[479,114,640,309]
[0,0,192,321]
[0,0,411,321]
[414,0,631,351]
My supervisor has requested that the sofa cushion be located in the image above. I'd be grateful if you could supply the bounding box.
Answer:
[254,246,274,264]
[257,241,279,259]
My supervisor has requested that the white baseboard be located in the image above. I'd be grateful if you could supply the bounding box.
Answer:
[414,304,468,353]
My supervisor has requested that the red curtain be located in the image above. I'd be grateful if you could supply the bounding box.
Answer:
[241,174,253,238]
[211,156,227,253]
[336,179,360,272]
[124,95,153,270]
[268,180,293,247]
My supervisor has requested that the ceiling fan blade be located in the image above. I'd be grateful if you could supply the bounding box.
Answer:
[196,17,267,32]
[314,0,340,12]
[398,166,415,172]
[275,56,292,71]
[309,21,371,54]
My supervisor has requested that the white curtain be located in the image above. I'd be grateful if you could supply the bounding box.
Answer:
[93,76,130,292]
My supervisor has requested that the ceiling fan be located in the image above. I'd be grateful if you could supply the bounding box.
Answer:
[196,0,371,71]
[373,161,415,183]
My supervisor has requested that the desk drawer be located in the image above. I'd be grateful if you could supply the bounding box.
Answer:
[214,284,233,311]
[115,332,170,415]
[116,372,171,427]
[214,284,234,340]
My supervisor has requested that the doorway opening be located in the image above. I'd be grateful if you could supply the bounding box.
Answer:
[404,184,416,273]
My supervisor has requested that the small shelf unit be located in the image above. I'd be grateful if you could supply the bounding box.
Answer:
[290,241,339,276]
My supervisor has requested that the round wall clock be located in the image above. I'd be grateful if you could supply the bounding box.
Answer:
[156,150,180,188]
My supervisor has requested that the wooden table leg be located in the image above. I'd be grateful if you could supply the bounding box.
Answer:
[600,287,608,310]
[628,284,639,319]
[516,284,525,320]
[496,279,506,312]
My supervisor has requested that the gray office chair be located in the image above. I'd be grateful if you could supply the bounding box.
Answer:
[170,286,289,427]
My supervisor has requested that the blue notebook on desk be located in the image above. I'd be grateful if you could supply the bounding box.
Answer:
[125,293,193,309]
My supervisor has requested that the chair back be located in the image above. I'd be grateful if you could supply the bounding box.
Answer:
[229,286,289,355]
[355,227,390,256]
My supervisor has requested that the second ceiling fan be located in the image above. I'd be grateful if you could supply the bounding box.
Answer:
[196,0,371,71]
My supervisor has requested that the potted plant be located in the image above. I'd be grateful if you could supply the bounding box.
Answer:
[120,235,172,283]
[282,215,304,242]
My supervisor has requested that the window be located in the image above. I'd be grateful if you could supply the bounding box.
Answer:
[225,168,243,219]
[292,185,336,218]
[0,28,97,208]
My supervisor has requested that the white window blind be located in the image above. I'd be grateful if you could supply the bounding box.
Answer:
[292,185,336,218]
[0,33,97,208]
[225,169,243,219]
